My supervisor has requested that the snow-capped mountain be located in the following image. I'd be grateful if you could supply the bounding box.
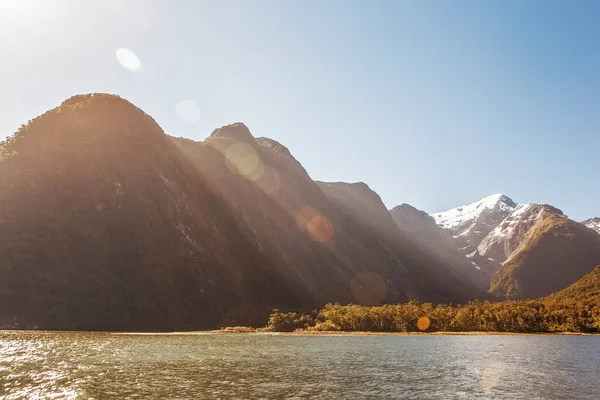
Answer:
[432,194,515,231]
[431,194,517,255]
[583,218,600,234]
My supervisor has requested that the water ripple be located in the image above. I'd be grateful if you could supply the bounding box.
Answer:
[1,331,599,399]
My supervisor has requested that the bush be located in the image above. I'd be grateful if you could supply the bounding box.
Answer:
[265,309,314,332]
[219,326,256,333]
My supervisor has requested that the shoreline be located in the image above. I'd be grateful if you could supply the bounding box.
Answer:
[109,330,596,336]
[2,329,596,336]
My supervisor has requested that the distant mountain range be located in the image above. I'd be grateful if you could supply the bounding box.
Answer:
[0,93,598,330]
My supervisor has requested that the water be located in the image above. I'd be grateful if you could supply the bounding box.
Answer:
[1,331,599,399]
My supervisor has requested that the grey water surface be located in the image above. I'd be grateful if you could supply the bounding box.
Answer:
[1,331,599,399]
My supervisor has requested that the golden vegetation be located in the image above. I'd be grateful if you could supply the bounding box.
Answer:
[261,266,600,333]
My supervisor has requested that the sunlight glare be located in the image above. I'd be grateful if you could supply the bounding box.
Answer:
[116,48,141,71]
[0,0,34,15]
[480,362,504,392]
[0,0,63,31]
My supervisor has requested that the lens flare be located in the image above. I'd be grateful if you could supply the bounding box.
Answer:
[350,272,387,305]
[225,142,264,181]
[115,48,141,71]
[295,206,334,243]
[176,100,202,124]
[307,215,334,243]
[417,316,431,331]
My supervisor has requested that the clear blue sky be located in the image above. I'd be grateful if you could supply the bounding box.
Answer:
[1,0,599,220]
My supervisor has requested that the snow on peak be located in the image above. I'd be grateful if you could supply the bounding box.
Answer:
[431,194,516,230]
[583,218,600,234]
[487,203,532,238]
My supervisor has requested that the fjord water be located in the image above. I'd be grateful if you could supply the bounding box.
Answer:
[1,331,599,399]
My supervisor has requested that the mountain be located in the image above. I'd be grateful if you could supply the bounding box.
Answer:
[389,203,484,288]
[430,194,518,285]
[0,93,478,330]
[431,194,517,255]
[489,213,600,299]
[583,218,600,234]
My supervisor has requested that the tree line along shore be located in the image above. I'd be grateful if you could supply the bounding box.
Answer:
[222,297,600,334]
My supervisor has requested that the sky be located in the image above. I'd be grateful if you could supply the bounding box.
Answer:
[1,0,599,220]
